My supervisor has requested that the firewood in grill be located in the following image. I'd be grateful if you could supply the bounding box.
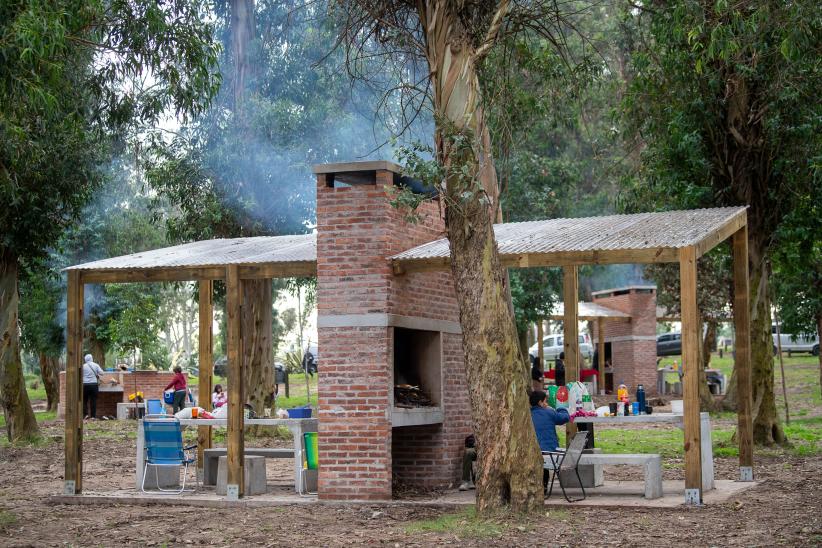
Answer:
[394,384,434,407]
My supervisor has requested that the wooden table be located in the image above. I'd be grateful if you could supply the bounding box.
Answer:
[573,412,714,491]
[135,418,318,493]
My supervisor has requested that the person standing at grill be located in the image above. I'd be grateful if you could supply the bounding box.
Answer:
[554,352,566,387]
[82,354,105,419]
[164,365,188,414]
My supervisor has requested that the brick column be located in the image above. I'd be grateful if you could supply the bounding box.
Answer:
[316,163,470,500]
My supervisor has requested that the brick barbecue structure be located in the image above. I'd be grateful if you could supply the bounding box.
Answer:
[57,370,178,419]
[314,162,471,500]
[591,285,659,394]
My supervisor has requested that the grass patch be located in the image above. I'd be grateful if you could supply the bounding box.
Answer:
[405,507,525,538]
[0,509,17,531]
[0,410,56,429]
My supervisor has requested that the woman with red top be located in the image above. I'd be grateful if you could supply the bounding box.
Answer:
[165,365,188,413]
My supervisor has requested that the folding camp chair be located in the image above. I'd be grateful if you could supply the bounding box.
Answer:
[141,415,199,494]
[299,432,318,496]
[543,430,588,502]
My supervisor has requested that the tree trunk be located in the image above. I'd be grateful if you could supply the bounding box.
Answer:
[420,1,542,513]
[0,250,39,441]
[242,280,274,422]
[817,313,821,391]
[87,334,106,369]
[748,249,786,445]
[39,354,60,412]
[231,0,255,112]
[698,318,717,411]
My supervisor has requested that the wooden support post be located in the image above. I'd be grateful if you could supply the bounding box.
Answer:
[537,320,544,371]
[563,266,579,383]
[226,265,244,499]
[563,265,579,440]
[64,271,83,494]
[597,317,605,395]
[679,246,703,504]
[733,226,754,481]
[197,280,214,469]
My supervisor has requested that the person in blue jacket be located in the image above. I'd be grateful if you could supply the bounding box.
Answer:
[530,390,571,494]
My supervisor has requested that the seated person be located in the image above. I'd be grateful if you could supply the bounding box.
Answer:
[212,384,227,409]
[458,434,477,491]
[530,390,570,493]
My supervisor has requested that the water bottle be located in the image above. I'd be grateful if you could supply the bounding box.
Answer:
[636,384,646,414]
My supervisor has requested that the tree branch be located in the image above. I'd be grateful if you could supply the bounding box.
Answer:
[473,0,511,63]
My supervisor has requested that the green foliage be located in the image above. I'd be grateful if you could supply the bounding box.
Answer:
[0,0,220,264]
[772,196,821,339]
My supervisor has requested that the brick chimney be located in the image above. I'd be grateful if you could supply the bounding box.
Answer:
[592,285,658,394]
[314,161,470,500]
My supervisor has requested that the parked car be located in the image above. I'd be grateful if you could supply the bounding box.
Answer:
[528,334,593,362]
[772,325,819,356]
[657,332,682,357]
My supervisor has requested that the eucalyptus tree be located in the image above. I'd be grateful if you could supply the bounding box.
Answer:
[334,0,596,512]
[0,0,219,440]
[622,0,820,444]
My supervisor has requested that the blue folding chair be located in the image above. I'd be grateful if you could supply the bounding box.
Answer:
[145,399,164,415]
[141,416,198,494]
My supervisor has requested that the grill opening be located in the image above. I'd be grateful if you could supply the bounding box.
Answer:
[393,327,442,408]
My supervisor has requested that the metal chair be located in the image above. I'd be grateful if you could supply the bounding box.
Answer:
[141,415,198,494]
[543,430,588,502]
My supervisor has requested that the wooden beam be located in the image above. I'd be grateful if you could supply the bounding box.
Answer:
[733,226,754,480]
[679,246,703,504]
[64,271,83,494]
[563,266,579,441]
[394,247,682,274]
[225,264,244,498]
[238,262,317,279]
[78,266,226,284]
[694,208,747,258]
[537,320,544,374]
[597,317,605,396]
[197,280,214,470]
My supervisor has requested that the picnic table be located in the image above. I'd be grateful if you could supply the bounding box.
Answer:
[135,418,318,493]
[573,412,714,491]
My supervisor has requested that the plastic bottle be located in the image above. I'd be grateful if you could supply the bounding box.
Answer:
[636,384,646,414]
[617,383,629,403]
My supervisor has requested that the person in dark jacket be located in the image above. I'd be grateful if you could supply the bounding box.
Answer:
[530,390,571,494]
[531,357,544,392]
[554,352,566,387]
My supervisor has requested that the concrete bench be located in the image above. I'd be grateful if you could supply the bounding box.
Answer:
[578,453,663,499]
[216,455,266,496]
[203,448,295,485]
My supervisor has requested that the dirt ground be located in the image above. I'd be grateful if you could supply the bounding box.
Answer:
[1,419,820,547]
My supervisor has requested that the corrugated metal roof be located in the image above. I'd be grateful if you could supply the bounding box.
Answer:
[391,207,746,262]
[548,302,631,320]
[65,233,316,271]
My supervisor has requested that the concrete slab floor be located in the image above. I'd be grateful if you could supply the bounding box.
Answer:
[48,480,760,510]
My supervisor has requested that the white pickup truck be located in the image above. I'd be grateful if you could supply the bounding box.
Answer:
[772,325,819,356]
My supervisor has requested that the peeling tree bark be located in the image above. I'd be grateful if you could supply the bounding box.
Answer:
[242,280,274,423]
[419,1,543,513]
[0,250,39,441]
[39,354,60,413]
